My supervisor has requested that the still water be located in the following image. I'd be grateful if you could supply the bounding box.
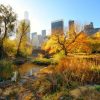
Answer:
[16,57,100,78]
[17,62,44,77]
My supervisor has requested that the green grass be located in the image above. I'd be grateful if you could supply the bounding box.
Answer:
[94,85,100,92]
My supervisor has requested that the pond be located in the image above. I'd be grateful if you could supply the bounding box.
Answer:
[13,62,47,85]
[14,56,100,83]
[17,62,45,77]
[17,57,100,77]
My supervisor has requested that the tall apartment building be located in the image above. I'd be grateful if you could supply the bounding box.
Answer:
[68,20,100,37]
[31,32,39,48]
[51,20,64,34]
[31,30,47,48]
[83,22,100,35]
[24,11,31,41]
[68,20,76,38]
[32,32,37,39]
[42,30,46,38]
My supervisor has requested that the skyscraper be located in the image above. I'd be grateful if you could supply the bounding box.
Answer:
[31,32,39,48]
[83,22,100,35]
[69,20,75,32]
[42,30,46,38]
[32,32,37,39]
[24,11,29,20]
[68,20,76,38]
[24,11,30,41]
[51,20,64,34]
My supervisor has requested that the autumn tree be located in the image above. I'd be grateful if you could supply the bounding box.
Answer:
[67,31,91,53]
[16,19,31,57]
[68,21,83,39]
[88,32,100,53]
[3,39,17,56]
[0,4,16,58]
[44,29,91,56]
[43,32,69,56]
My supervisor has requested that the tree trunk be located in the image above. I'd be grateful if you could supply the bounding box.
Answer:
[65,50,68,55]
[63,45,68,56]
[0,41,7,59]
[0,44,4,59]
[0,22,7,59]
[16,35,23,57]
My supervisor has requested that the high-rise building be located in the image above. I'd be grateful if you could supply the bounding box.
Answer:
[83,22,100,35]
[68,20,76,38]
[31,31,47,48]
[38,35,43,46]
[24,11,29,20]
[51,20,64,34]
[24,11,30,41]
[31,32,39,48]
[42,30,46,38]
[69,20,75,32]
[32,32,37,39]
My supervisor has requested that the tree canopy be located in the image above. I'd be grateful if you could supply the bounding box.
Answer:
[0,4,16,58]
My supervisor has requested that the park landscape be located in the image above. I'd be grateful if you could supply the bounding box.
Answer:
[0,1,100,100]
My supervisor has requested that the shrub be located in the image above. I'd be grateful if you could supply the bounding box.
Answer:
[31,57,100,99]
[32,58,57,66]
[0,60,14,81]
[53,51,66,62]
[3,39,17,57]
[43,90,73,100]
[56,57,100,85]
[94,85,100,92]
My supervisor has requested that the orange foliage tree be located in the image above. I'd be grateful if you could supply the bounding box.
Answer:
[43,31,91,56]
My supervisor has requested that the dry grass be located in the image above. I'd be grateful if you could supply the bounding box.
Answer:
[31,56,100,99]
[56,57,100,85]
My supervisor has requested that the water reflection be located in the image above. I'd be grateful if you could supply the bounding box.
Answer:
[18,63,43,77]
[17,57,100,77]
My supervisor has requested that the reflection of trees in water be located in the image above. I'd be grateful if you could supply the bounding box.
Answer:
[18,63,43,77]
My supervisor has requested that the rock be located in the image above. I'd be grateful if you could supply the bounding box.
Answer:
[0,88,2,94]
[70,86,100,99]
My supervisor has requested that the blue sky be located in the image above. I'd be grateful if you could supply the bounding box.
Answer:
[0,0,100,34]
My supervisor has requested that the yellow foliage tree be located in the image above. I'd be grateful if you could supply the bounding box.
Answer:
[88,32,100,53]
[43,31,91,55]
[16,19,32,57]
[0,4,16,58]
[68,32,91,53]
[3,39,17,56]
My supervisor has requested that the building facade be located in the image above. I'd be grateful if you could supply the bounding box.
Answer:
[42,30,46,38]
[68,20,100,37]
[31,32,40,48]
[24,11,31,41]
[31,30,47,48]
[83,22,100,35]
[68,20,76,38]
[51,20,64,34]
[32,32,37,39]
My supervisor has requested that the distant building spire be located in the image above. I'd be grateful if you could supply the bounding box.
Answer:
[24,11,31,41]
[24,11,29,20]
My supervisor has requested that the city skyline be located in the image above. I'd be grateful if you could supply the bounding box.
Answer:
[0,0,100,34]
